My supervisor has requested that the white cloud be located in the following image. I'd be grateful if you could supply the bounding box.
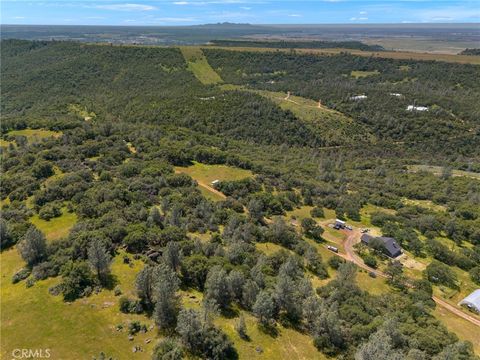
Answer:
[288,14,302,17]
[173,1,190,4]
[96,3,156,11]
[350,17,368,21]
[359,11,367,15]
[418,6,480,22]
[12,16,26,19]
[240,6,251,10]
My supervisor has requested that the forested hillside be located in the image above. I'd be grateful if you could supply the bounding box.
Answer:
[205,48,480,148]
[1,40,480,359]
[209,39,385,51]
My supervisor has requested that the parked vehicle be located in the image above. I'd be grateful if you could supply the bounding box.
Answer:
[327,245,339,253]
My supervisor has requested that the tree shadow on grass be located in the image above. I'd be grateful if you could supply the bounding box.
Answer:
[221,307,240,319]
[257,323,279,338]
[103,273,119,290]
[278,314,305,333]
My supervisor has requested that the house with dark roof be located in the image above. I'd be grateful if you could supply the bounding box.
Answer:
[361,234,402,258]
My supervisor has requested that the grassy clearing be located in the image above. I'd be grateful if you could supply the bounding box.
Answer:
[286,206,314,222]
[126,142,137,154]
[175,161,253,185]
[68,103,96,121]
[207,46,480,65]
[256,242,293,256]
[356,269,391,295]
[30,208,78,241]
[7,129,62,142]
[408,165,480,180]
[1,249,155,360]
[43,166,65,187]
[351,70,380,78]
[402,198,447,212]
[243,89,375,146]
[432,306,480,355]
[433,266,479,309]
[0,139,14,148]
[1,197,11,208]
[345,203,396,236]
[198,185,225,201]
[180,286,324,359]
[175,161,252,201]
[180,46,223,85]
[215,311,325,360]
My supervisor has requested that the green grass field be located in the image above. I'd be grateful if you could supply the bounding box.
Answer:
[0,139,14,148]
[68,103,96,121]
[30,208,78,241]
[180,46,223,85]
[402,198,447,212]
[216,311,326,360]
[432,306,480,355]
[408,165,480,180]
[6,129,62,142]
[351,70,380,78]
[175,161,253,185]
[1,249,155,360]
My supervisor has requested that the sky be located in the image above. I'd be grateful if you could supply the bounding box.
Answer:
[1,0,480,26]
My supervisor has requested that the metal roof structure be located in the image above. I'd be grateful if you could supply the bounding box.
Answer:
[459,289,480,312]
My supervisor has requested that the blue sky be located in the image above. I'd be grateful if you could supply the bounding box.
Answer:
[2,0,480,25]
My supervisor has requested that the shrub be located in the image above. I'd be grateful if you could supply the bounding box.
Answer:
[25,278,35,288]
[39,202,62,221]
[328,256,345,270]
[424,261,458,289]
[469,266,480,285]
[310,207,325,218]
[128,321,142,335]
[153,338,184,360]
[32,261,56,280]
[60,261,94,301]
[12,268,31,284]
[363,254,378,268]
[119,296,143,314]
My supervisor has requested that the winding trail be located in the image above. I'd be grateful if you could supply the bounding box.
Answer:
[339,228,480,327]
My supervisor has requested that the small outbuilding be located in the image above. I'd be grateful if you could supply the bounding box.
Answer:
[350,95,368,101]
[361,234,402,258]
[334,219,346,230]
[459,289,480,313]
[406,105,428,112]
[211,179,220,186]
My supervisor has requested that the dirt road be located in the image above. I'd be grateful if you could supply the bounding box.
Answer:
[341,228,480,327]
[197,181,227,200]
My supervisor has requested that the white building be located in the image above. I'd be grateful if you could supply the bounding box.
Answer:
[334,219,346,229]
[211,179,220,186]
[459,289,480,313]
[350,95,368,101]
[406,105,428,112]
[390,93,403,97]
